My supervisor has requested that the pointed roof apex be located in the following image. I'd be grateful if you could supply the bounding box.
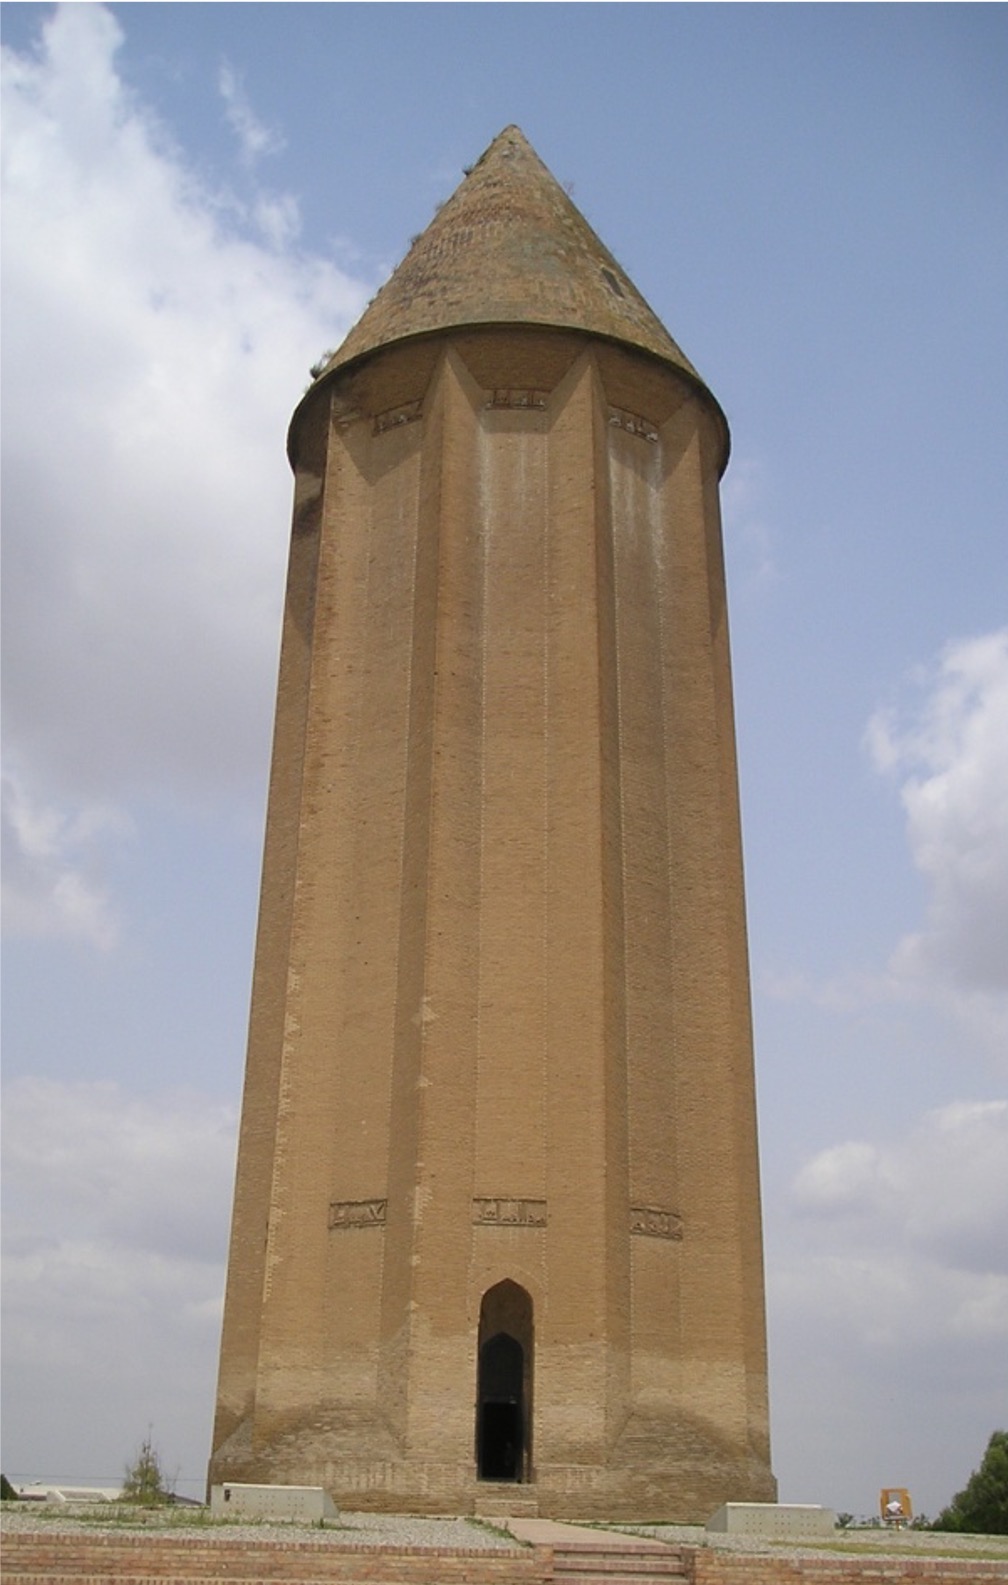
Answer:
[317,126,709,392]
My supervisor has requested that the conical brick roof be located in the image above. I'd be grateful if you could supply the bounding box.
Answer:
[315,126,711,393]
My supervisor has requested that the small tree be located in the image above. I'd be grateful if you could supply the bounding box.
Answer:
[120,1433,173,1506]
[1,1474,19,1501]
[933,1430,1008,1535]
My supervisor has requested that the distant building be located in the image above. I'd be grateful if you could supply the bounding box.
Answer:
[210,126,775,1520]
[14,1483,121,1503]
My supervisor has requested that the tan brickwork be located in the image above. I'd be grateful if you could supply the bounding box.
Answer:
[0,1532,550,1583]
[6,1533,1008,1585]
[210,128,774,1518]
[686,1551,1008,1584]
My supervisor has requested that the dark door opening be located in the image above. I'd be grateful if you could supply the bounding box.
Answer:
[479,1398,522,1480]
[476,1280,534,1483]
[477,1331,524,1481]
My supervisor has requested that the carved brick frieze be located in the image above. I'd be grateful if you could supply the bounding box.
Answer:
[373,399,423,434]
[630,1205,683,1240]
[329,1198,388,1231]
[472,1197,547,1227]
[487,389,548,411]
[608,405,659,442]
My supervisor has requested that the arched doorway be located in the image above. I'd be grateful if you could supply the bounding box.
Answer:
[476,1281,533,1482]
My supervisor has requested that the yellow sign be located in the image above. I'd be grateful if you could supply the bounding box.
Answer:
[880,1487,912,1524]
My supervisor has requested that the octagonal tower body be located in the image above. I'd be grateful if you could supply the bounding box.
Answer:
[209,127,775,1519]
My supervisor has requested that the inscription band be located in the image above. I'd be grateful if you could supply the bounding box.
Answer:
[630,1205,683,1241]
[329,1198,387,1231]
[473,1197,547,1228]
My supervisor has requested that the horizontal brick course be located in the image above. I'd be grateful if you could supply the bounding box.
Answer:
[4,1534,1007,1585]
[0,1532,548,1584]
[684,1549,1008,1584]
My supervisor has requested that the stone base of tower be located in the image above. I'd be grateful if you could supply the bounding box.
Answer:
[209,1417,775,1523]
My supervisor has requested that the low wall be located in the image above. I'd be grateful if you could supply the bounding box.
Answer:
[3,1527,1007,1584]
[686,1549,1008,1583]
[0,1531,548,1583]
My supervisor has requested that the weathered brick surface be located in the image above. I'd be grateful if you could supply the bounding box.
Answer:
[0,1531,549,1583]
[5,1534,1007,1585]
[314,127,713,401]
[682,1550,1008,1584]
[211,125,773,1520]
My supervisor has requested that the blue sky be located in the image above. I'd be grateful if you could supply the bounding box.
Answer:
[2,2,1006,1516]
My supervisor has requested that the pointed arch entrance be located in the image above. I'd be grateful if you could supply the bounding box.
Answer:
[476,1280,533,1482]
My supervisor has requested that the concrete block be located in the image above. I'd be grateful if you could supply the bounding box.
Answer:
[210,1482,339,1521]
[706,1502,836,1538]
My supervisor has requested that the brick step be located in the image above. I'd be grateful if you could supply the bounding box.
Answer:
[477,1491,541,1518]
[552,1543,687,1583]
[0,1577,312,1585]
[551,1573,687,1583]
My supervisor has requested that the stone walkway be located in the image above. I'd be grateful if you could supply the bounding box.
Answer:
[507,1517,671,1550]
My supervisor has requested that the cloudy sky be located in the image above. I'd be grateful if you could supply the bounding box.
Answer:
[2,2,1006,1515]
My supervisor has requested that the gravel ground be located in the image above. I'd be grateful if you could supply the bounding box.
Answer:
[0,1504,520,1549]
[617,1521,1008,1561]
[4,1504,1008,1563]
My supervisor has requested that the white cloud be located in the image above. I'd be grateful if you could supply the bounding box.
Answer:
[770,1100,1008,1513]
[1,1077,236,1489]
[791,1139,896,1216]
[867,630,1008,998]
[770,631,1008,1063]
[3,1076,237,1264]
[218,60,284,167]
[793,1100,1008,1278]
[1,770,132,949]
[253,190,302,251]
[720,452,779,596]
[1,4,371,916]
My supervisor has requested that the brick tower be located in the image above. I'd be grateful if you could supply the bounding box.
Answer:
[209,127,775,1520]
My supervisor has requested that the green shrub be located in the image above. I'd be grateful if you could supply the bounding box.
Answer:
[120,1435,173,1507]
[933,1431,1008,1535]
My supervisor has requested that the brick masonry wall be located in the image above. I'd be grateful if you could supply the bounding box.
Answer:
[0,1531,549,1583]
[5,1533,1007,1584]
[683,1548,1008,1584]
[211,321,774,1520]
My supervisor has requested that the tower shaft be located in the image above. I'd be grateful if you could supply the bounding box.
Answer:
[211,130,774,1520]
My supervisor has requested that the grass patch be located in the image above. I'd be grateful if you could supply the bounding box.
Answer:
[470,1517,526,1545]
[0,1503,359,1532]
[771,1537,1008,1561]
